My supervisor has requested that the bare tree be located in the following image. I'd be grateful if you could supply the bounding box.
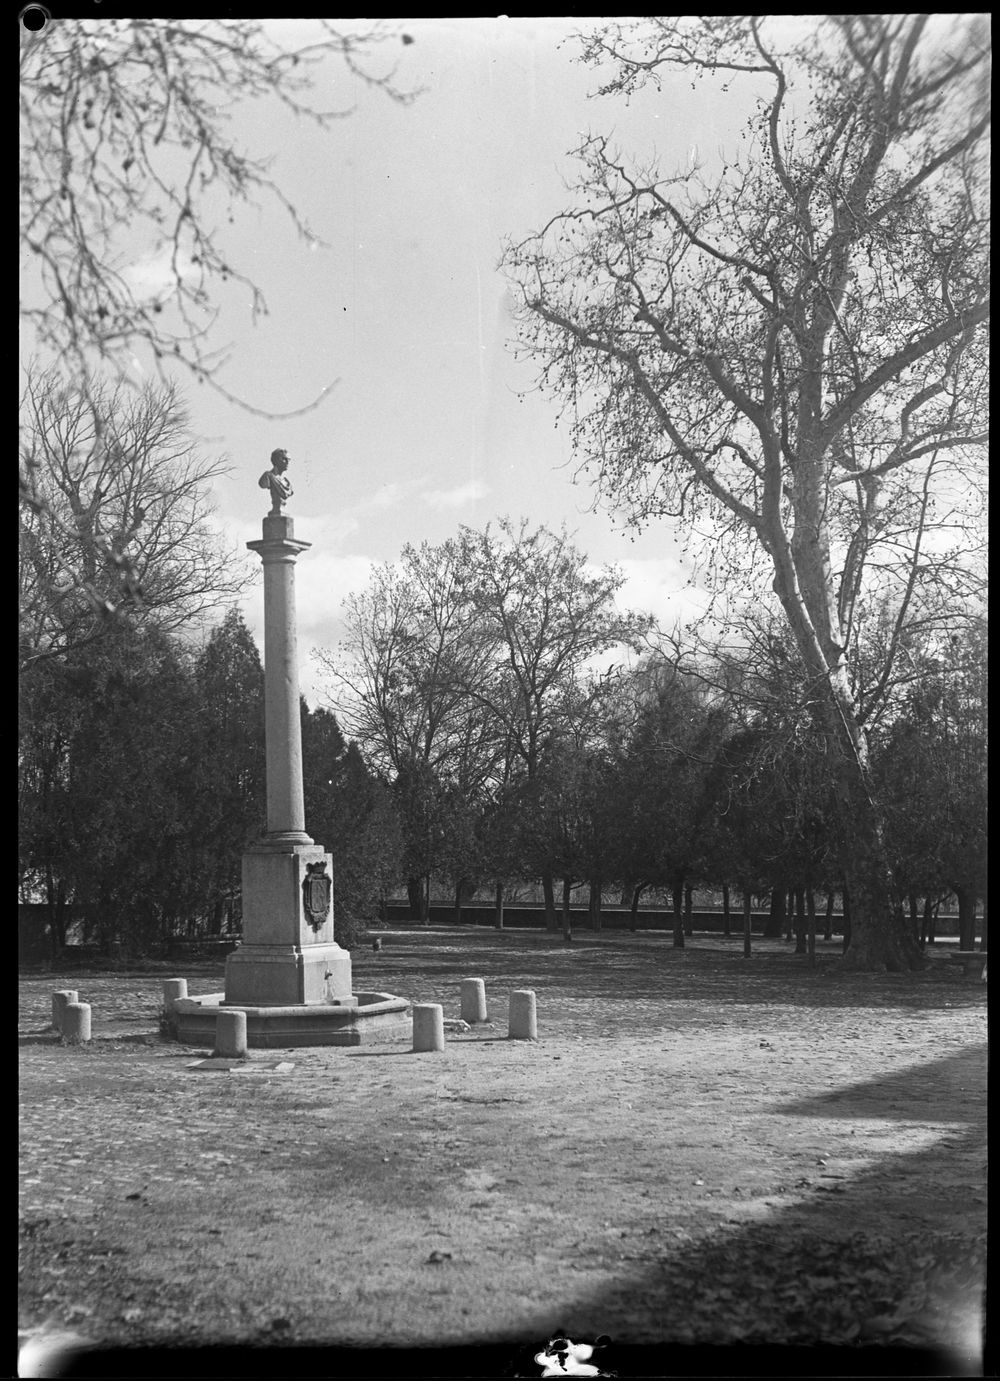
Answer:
[19,369,250,666]
[503,15,989,969]
[20,18,416,412]
[452,520,652,926]
[455,520,652,779]
[317,520,651,925]
[318,539,496,782]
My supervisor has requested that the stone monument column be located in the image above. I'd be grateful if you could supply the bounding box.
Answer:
[252,513,312,847]
[223,450,353,1008]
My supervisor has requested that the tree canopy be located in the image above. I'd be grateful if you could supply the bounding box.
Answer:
[19,369,249,667]
[503,15,989,969]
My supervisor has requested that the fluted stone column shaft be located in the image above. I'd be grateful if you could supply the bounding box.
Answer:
[247,516,312,845]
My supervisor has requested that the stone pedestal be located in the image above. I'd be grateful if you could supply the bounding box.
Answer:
[224,844,352,1006]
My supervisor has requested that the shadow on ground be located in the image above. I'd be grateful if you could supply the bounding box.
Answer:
[549,1046,988,1377]
[777,1043,987,1121]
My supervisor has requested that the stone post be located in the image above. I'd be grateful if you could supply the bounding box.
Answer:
[51,989,78,1034]
[509,990,537,1040]
[62,1003,91,1044]
[460,978,488,1024]
[412,1003,445,1052]
[162,979,188,1011]
[214,1010,248,1058]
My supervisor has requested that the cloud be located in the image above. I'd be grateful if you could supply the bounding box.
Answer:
[370,480,423,510]
[615,556,711,630]
[237,548,377,708]
[420,479,490,510]
[296,552,377,634]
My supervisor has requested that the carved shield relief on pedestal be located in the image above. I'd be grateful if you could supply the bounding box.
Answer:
[302,861,332,932]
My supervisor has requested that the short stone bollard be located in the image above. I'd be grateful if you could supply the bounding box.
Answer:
[52,990,79,1034]
[213,1009,248,1059]
[162,978,188,1010]
[62,1002,91,1044]
[508,989,537,1041]
[412,1003,445,1053]
[459,978,488,1024]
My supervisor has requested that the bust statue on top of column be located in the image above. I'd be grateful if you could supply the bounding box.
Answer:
[259,448,293,513]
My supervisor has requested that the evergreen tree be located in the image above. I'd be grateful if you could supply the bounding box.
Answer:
[303,707,402,947]
[191,608,266,936]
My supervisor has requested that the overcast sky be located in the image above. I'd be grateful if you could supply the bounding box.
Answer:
[62,17,770,705]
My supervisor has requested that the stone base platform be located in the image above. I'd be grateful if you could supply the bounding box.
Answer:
[172,991,412,1048]
[224,941,352,1007]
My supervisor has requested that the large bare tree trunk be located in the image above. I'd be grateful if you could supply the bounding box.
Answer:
[837,789,921,971]
[826,698,924,970]
[827,713,922,971]
[773,514,923,972]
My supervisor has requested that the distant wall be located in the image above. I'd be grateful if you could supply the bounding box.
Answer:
[381,900,968,937]
[382,902,837,934]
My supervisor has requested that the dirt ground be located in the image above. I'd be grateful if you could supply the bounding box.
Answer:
[18,930,988,1378]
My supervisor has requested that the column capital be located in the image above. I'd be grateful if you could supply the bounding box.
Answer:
[247,535,312,562]
[247,513,312,560]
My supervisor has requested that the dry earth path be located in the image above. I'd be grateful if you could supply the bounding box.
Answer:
[18,932,987,1377]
